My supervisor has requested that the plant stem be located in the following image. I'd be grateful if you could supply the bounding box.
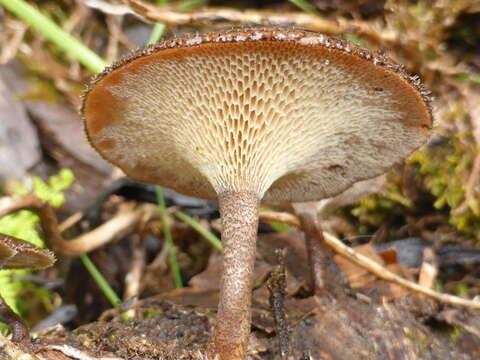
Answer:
[288,0,320,15]
[155,186,183,288]
[147,0,169,45]
[173,210,223,251]
[147,22,167,45]
[0,0,107,73]
[80,254,121,307]
[146,0,207,45]
[178,0,208,11]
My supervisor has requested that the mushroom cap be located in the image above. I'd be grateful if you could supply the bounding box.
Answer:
[83,29,432,202]
[0,234,56,270]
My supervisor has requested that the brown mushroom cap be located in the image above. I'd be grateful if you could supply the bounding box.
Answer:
[83,29,432,202]
[0,234,56,270]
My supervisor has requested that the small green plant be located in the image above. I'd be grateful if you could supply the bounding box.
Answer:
[0,169,74,326]
[156,186,183,288]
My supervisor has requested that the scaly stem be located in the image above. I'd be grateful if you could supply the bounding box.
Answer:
[208,191,259,360]
[293,202,334,296]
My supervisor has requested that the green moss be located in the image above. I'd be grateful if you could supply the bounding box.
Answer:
[142,310,162,319]
[411,133,480,241]
[349,173,411,230]
[449,327,462,341]
[454,284,469,298]
[19,168,75,207]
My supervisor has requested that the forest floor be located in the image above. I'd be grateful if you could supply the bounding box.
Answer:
[0,0,480,359]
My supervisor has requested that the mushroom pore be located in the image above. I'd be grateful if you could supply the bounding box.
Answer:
[82,29,432,360]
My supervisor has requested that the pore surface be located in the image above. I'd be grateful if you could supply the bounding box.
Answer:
[86,41,428,201]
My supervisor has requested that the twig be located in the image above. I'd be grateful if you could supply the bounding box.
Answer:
[261,208,480,310]
[437,309,480,339]
[147,238,170,272]
[40,344,124,360]
[123,234,146,316]
[105,14,123,64]
[259,211,301,228]
[63,0,90,33]
[113,0,395,44]
[83,0,133,16]
[0,195,156,257]
[322,232,480,310]
[58,212,83,233]
[0,18,28,64]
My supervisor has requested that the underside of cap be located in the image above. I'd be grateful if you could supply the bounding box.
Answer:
[83,29,432,202]
[0,234,56,270]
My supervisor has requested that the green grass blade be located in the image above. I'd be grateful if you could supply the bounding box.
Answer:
[147,22,167,45]
[174,210,223,251]
[0,0,107,73]
[80,254,121,308]
[147,0,207,44]
[156,187,183,288]
[288,0,319,15]
[147,0,169,44]
[178,0,207,11]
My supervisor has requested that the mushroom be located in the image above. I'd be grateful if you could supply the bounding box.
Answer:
[0,234,56,343]
[0,234,55,270]
[82,28,432,359]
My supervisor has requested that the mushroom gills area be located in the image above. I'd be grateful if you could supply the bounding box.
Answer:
[90,41,426,201]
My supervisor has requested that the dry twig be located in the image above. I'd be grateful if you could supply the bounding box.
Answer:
[258,209,480,310]
[84,0,395,44]
[123,234,146,316]
[259,211,300,228]
[0,195,156,257]
[0,18,28,64]
[323,232,480,310]
[38,344,124,360]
